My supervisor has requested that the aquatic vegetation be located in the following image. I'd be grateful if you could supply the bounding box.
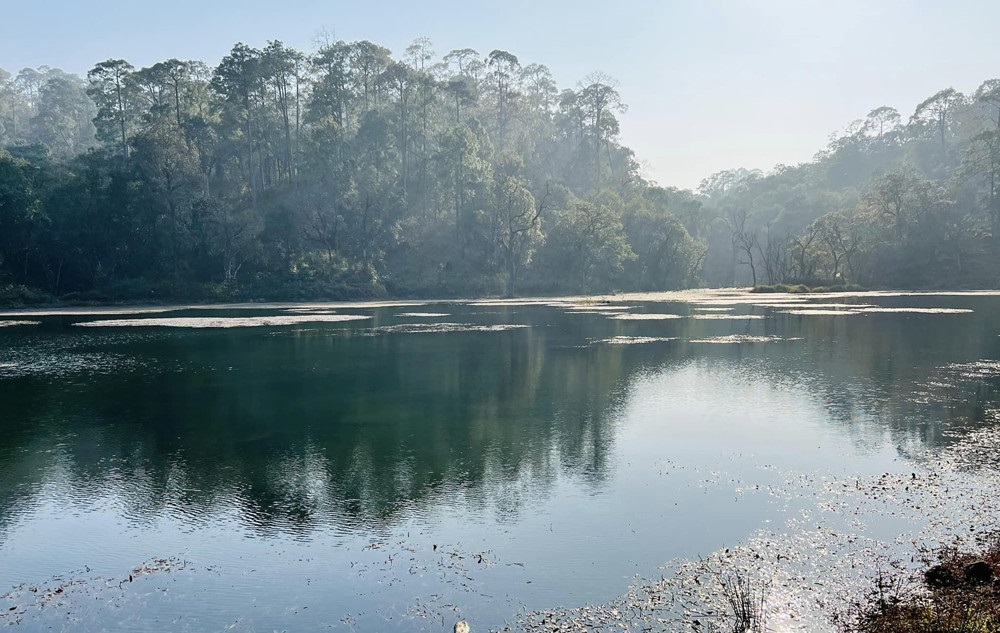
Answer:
[362,323,530,335]
[689,314,766,320]
[593,336,678,345]
[689,335,802,344]
[780,309,863,316]
[74,315,372,328]
[611,313,684,320]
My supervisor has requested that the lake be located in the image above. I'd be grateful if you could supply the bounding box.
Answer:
[3,290,1000,631]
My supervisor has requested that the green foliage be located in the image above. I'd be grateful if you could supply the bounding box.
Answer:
[704,77,1000,290]
[3,51,1000,300]
[0,283,54,306]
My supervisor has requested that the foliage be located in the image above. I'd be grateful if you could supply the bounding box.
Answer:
[839,534,1000,633]
[0,39,704,301]
[703,78,1000,290]
[2,44,1000,300]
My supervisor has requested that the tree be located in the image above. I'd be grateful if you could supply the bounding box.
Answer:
[443,48,481,78]
[31,70,96,156]
[405,37,434,72]
[486,50,520,152]
[975,79,1000,132]
[310,41,352,128]
[520,63,557,114]
[0,149,43,284]
[349,41,392,112]
[964,129,1000,238]
[131,121,204,281]
[911,88,963,154]
[728,209,758,286]
[261,40,304,182]
[490,173,540,296]
[577,73,626,189]
[864,106,901,141]
[87,59,138,159]
[544,192,634,291]
[212,43,264,200]
[812,212,857,281]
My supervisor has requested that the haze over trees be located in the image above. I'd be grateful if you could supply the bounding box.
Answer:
[699,80,1000,289]
[1,38,999,302]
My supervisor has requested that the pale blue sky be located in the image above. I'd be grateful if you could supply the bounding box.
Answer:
[2,0,998,189]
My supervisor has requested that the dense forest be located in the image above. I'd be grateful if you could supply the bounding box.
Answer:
[1,39,999,302]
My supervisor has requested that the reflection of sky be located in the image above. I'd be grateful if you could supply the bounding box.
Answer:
[3,295,1000,630]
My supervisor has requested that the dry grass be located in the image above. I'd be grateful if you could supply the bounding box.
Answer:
[845,534,1000,633]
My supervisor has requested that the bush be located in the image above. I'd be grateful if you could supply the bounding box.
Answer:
[750,283,812,294]
[0,284,56,306]
[843,534,1000,633]
[751,283,865,294]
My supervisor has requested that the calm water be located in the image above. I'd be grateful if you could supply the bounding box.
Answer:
[2,292,1000,631]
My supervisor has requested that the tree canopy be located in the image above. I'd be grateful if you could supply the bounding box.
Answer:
[1,39,998,302]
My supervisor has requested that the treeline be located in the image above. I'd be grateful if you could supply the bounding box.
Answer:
[699,83,1000,289]
[3,43,999,303]
[0,40,706,302]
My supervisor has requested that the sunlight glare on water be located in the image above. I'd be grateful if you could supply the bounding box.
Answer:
[1,292,1000,631]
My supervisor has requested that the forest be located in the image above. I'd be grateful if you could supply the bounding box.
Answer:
[1,38,999,302]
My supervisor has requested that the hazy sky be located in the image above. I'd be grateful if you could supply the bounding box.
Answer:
[2,0,998,189]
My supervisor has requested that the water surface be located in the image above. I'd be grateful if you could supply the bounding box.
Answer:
[3,291,1000,631]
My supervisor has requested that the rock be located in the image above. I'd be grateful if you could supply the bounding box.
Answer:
[924,564,957,589]
[454,620,470,633]
[964,560,993,585]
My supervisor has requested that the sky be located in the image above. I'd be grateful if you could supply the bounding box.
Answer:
[2,0,999,189]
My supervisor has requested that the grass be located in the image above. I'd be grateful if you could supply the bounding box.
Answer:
[844,534,1000,633]
[719,570,768,633]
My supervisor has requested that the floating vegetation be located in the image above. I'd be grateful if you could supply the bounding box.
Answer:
[287,301,429,310]
[689,314,767,320]
[779,306,972,316]
[74,315,372,328]
[860,307,973,314]
[796,303,874,309]
[467,299,556,307]
[0,320,40,327]
[396,312,450,317]
[363,323,530,335]
[567,310,628,316]
[689,335,802,344]
[691,298,810,307]
[780,309,862,316]
[593,336,678,345]
[611,313,684,320]
[563,305,633,311]
[0,557,187,628]
[513,439,1000,633]
[0,306,172,317]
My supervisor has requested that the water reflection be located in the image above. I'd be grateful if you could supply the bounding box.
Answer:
[0,313,634,540]
[1,296,1000,563]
